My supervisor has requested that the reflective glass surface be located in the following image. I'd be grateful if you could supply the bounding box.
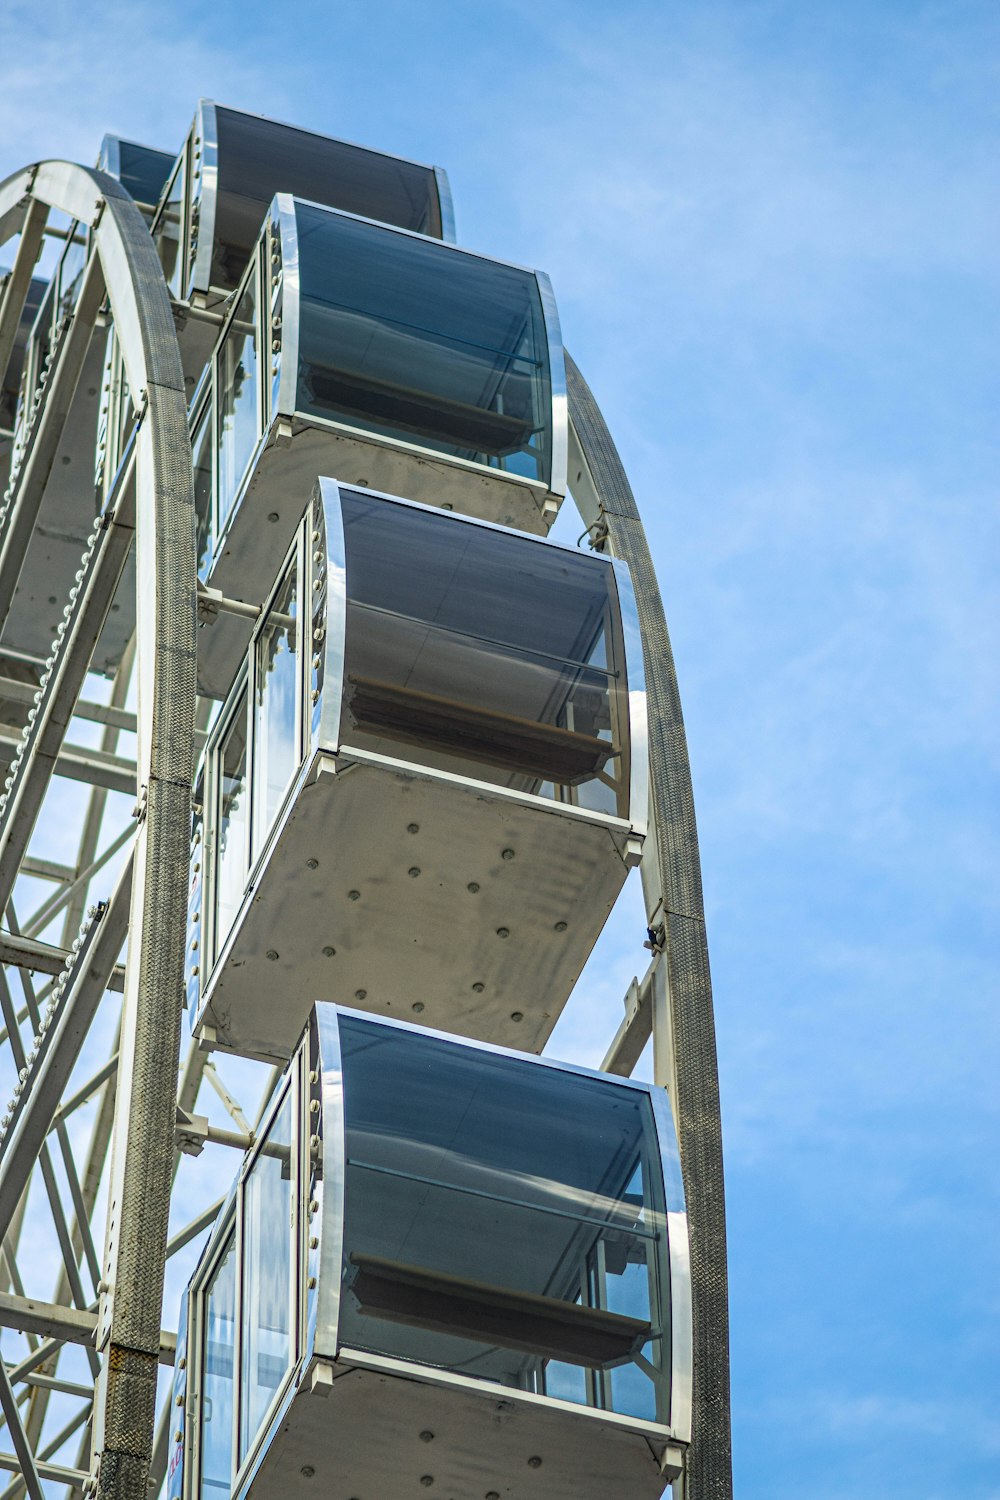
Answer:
[252,557,300,859]
[116,140,174,210]
[213,692,248,962]
[295,205,552,484]
[239,1090,294,1460]
[216,280,258,537]
[0,276,44,432]
[191,401,213,581]
[199,1233,236,1498]
[157,161,185,298]
[55,233,86,322]
[339,492,627,816]
[210,108,443,291]
[338,1017,668,1421]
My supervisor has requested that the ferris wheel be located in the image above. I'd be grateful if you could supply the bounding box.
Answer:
[0,105,731,1500]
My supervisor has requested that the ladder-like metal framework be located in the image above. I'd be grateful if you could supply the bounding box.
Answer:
[0,132,731,1500]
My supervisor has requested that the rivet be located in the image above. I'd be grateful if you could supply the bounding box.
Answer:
[467,882,480,894]
[322,945,336,957]
[496,927,510,939]
[267,511,280,523]
[306,857,319,869]
[408,867,421,878]
[486,1493,500,1500]
[554,920,568,932]
[420,1480,434,1489]
[355,989,367,1001]
[300,1465,315,1478]
[347,889,360,901]
[511,1011,524,1023]
[501,848,515,860]
[407,822,420,834]
[419,1430,434,1443]
[528,1456,542,1468]
[266,949,279,961]
[412,1001,425,1013]
[472,982,485,994]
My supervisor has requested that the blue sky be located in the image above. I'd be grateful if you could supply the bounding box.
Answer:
[1,1,997,1495]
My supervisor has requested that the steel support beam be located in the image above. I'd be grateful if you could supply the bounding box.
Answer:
[567,352,731,1499]
[0,248,106,626]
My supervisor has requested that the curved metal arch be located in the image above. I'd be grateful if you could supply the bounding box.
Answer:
[566,351,733,1500]
[0,162,196,1498]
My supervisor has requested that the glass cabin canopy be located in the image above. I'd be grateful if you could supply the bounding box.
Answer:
[168,1006,691,1500]
[152,99,454,308]
[188,478,646,1062]
[97,134,174,218]
[190,193,566,696]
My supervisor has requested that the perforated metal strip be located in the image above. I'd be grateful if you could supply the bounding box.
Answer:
[566,352,732,1500]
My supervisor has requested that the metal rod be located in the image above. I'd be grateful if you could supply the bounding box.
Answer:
[0,1365,43,1500]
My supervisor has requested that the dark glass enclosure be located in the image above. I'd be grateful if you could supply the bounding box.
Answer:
[0,275,45,435]
[210,106,449,290]
[338,1014,670,1423]
[336,490,628,815]
[171,1007,688,1499]
[295,203,552,485]
[98,135,174,213]
[153,101,452,309]
[188,482,643,1062]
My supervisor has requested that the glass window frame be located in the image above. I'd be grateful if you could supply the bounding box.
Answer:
[288,202,558,493]
[326,482,636,822]
[202,526,307,982]
[191,1211,238,1500]
[211,242,265,558]
[249,533,305,863]
[151,144,189,301]
[187,1062,307,1500]
[330,1006,674,1428]
[204,667,249,973]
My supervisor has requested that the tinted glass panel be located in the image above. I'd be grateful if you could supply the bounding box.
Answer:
[191,400,213,581]
[211,108,442,291]
[0,276,44,431]
[55,232,86,322]
[338,1016,668,1421]
[295,205,551,484]
[217,280,258,536]
[157,161,185,298]
[116,140,174,209]
[239,1090,294,1460]
[213,694,248,961]
[199,1233,236,1498]
[339,492,626,815]
[252,557,300,858]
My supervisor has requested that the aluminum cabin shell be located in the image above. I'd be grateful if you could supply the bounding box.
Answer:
[168,1005,691,1500]
[189,478,646,1063]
